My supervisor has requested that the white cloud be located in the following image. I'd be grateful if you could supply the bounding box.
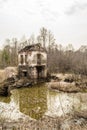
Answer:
[0,0,87,49]
[65,1,87,15]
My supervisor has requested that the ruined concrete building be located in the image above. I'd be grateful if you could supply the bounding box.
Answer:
[18,43,47,79]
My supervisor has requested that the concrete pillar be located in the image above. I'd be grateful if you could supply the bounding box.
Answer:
[44,66,47,78]
[23,53,26,65]
[18,54,21,65]
[34,67,37,79]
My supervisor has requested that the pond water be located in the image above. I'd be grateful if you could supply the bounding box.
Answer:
[0,83,87,121]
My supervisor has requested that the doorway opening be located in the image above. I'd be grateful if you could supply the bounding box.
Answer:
[36,66,44,79]
[22,71,27,77]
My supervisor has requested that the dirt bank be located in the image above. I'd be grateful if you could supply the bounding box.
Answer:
[48,73,87,93]
[0,72,87,96]
[0,77,33,96]
[0,76,46,96]
[48,81,87,93]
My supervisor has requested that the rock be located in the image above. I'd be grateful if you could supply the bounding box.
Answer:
[0,85,8,96]
[23,82,32,87]
[64,78,74,83]
[0,77,18,95]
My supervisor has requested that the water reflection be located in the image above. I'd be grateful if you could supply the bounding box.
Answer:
[0,84,87,121]
[0,96,10,103]
[12,84,47,119]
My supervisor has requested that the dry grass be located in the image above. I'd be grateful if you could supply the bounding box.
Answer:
[0,67,17,83]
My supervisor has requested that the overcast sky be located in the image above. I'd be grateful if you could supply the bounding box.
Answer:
[0,0,87,49]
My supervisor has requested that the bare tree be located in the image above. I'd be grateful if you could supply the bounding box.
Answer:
[28,34,35,45]
[40,27,47,48]
[48,31,55,52]
[37,35,43,44]
[12,38,18,66]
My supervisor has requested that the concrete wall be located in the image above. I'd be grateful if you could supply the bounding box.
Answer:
[18,51,47,67]
[18,50,47,79]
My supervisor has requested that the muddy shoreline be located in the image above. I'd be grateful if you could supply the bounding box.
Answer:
[0,73,87,96]
[0,77,47,96]
[48,73,87,93]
